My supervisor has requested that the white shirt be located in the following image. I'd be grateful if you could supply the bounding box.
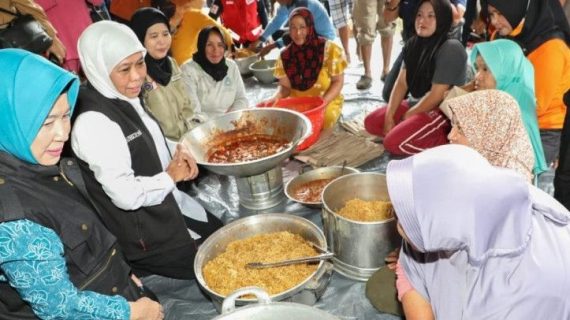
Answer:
[71,99,207,238]
[181,59,249,118]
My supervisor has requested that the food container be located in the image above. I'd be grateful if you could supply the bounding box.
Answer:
[257,97,326,151]
[285,166,359,208]
[213,287,340,320]
[182,108,311,177]
[249,59,277,84]
[195,213,333,312]
[235,54,259,76]
[321,172,400,281]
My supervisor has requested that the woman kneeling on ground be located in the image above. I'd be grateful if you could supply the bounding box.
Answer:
[364,0,467,156]
[263,7,348,129]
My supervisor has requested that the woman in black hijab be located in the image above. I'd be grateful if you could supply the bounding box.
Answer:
[180,26,249,117]
[130,7,201,141]
[363,0,467,156]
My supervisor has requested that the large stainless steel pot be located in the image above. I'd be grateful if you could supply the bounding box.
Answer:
[321,172,400,281]
[194,213,333,312]
[213,287,340,320]
[182,108,311,177]
[284,166,359,208]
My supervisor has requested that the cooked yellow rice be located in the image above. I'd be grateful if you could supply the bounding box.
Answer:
[337,199,393,222]
[203,231,319,296]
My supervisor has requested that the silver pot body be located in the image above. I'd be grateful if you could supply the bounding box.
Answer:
[235,166,285,210]
[213,287,340,320]
[194,214,333,312]
[284,166,359,208]
[249,59,277,84]
[182,108,312,177]
[321,173,400,281]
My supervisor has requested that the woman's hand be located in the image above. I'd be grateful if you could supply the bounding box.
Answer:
[385,247,400,271]
[402,108,415,120]
[384,114,396,136]
[166,144,198,182]
[176,143,199,180]
[129,297,164,320]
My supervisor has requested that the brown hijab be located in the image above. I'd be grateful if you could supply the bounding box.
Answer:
[447,89,534,181]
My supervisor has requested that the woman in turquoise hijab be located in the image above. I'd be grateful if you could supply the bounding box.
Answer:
[0,49,162,319]
[470,39,548,175]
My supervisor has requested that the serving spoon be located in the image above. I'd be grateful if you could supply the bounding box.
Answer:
[246,252,334,269]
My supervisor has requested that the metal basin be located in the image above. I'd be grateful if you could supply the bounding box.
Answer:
[195,213,332,312]
[321,172,400,281]
[249,59,277,84]
[285,166,360,208]
[234,54,259,75]
[182,108,311,177]
[214,287,339,320]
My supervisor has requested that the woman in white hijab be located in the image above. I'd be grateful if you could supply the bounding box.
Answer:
[71,21,222,313]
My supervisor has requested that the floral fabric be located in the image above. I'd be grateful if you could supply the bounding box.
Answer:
[0,219,130,319]
[447,89,535,181]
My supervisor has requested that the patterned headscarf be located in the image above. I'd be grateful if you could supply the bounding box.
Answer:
[280,7,326,91]
[446,89,534,181]
[0,49,79,164]
[471,39,547,174]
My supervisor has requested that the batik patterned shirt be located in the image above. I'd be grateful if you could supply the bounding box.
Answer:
[0,219,130,319]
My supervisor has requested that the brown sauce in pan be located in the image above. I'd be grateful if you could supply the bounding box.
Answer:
[207,134,290,163]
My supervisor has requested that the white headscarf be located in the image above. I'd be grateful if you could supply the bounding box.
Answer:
[77,20,146,101]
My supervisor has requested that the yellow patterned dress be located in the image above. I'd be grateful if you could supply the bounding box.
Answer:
[275,41,348,129]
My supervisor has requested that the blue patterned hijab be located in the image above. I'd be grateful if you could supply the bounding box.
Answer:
[0,49,79,164]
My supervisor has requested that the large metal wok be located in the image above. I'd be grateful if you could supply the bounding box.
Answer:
[195,213,333,312]
[182,108,312,177]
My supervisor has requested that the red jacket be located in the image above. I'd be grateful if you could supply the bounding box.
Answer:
[216,0,262,43]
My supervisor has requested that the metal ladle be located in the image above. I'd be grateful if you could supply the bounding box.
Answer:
[246,252,334,269]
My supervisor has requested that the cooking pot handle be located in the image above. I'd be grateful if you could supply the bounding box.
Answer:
[304,261,333,295]
[221,286,272,314]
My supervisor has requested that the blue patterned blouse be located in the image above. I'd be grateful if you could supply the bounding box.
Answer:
[0,219,130,319]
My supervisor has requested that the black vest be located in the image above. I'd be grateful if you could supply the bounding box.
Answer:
[0,153,140,319]
[73,85,197,279]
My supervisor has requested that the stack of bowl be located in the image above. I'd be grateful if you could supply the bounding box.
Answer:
[249,59,277,84]
[234,48,259,76]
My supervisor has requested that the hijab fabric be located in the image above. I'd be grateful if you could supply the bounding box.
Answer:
[403,0,453,98]
[130,7,173,86]
[280,8,326,91]
[0,49,79,164]
[486,0,570,54]
[387,144,570,319]
[471,39,548,175]
[446,89,535,181]
[78,21,146,101]
[192,26,228,82]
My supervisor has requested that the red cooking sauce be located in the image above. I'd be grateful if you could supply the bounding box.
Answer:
[292,178,333,203]
[207,134,290,163]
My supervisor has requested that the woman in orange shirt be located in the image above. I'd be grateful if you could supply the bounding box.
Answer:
[486,0,570,166]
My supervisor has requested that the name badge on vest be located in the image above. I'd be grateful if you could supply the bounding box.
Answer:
[125,130,143,143]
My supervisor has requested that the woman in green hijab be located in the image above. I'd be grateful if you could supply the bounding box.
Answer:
[469,39,548,175]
